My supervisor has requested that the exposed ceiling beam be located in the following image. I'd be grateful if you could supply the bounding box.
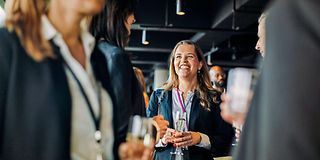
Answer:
[125,47,171,53]
[210,61,256,68]
[132,60,167,65]
[131,24,254,34]
[190,32,206,42]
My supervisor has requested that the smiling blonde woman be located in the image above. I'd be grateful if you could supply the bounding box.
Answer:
[147,40,234,160]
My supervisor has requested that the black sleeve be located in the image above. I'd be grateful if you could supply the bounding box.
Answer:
[106,49,146,160]
[0,28,14,158]
[107,50,145,116]
[210,104,234,157]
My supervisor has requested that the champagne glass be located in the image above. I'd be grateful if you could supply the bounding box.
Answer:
[126,115,155,149]
[226,68,256,145]
[170,111,187,160]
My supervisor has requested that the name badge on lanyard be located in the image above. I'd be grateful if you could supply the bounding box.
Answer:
[176,88,189,130]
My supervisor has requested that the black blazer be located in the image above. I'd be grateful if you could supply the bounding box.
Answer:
[0,28,118,160]
[97,41,146,153]
[147,89,234,160]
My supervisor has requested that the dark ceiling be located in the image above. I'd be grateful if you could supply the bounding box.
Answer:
[127,0,269,86]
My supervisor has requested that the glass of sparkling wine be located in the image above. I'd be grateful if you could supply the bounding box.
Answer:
[226,68,256,145]
[126,115,155,148]
[170,111,187,157]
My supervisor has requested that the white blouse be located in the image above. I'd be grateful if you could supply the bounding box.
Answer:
[41,16,114,160]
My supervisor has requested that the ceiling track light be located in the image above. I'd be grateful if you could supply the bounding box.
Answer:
[207,54,212,66]
[176,0,185,16]
[142,29,149,45]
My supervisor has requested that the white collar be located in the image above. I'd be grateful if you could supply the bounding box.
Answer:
[41,15,95,57]
[0,6,5,26]
[0,6,4,16]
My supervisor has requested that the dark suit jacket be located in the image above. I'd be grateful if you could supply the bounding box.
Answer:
[98,41,146,154]
[147,89,234,160]
[234,0,320,159]
[0,28,118,160]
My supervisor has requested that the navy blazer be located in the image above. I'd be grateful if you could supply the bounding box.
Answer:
[0,28,118,160]
[147,89,234,160]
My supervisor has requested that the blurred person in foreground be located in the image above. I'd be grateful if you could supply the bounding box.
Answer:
[234,0,320,159]
[220,12,267,125]
[0,0,118,159]
[89,0,147,157]
[147,40,234,159]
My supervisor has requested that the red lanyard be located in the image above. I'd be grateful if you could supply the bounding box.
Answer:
[176,88,189,129]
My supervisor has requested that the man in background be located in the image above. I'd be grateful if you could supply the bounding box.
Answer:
[209,65,226,94]
[220,11,267,125]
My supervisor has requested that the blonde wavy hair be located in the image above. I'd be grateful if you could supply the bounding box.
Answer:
[162,40,219,111]
[5,0,53,61]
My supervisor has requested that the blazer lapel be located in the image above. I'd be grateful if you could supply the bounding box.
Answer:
[160,91,174,128]
[188,95,200,131]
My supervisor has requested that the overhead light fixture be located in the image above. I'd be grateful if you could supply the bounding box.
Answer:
[176,0,185,16]
[207,54,212,66]
[142,29,149,45]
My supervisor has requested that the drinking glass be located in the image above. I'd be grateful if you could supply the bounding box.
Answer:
[170,111,188,160]
[226,68,256,145]
[126,115,155,148]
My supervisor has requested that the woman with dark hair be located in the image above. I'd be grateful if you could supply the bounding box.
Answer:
[0,0,118,160]
[90,0,136,48]
[89,0,146,156]
[147,40,234,159]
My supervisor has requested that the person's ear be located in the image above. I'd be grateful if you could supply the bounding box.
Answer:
[198,61,203,70]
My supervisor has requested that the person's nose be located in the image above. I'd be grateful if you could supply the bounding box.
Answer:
[182,56,188,62]
[255,40,261,51]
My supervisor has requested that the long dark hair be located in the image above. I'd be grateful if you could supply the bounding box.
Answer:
[89,0,137,49]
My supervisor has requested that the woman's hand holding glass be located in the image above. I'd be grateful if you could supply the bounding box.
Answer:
[172,131,201,148]
[156,128,202,148]
[160,128,175,145]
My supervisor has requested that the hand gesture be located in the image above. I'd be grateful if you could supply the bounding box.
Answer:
[161,128,175,145]
[152,115,169,138]
[172,131,201,148]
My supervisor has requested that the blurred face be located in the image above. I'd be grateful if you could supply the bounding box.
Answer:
[209,68,226,87]
[174,44,203,80]
[255,19,266,57]
[4,0,12,12]
[57,0,105,16]
[125,14,135,35]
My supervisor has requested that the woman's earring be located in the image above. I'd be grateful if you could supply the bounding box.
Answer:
[197,70,200,74]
